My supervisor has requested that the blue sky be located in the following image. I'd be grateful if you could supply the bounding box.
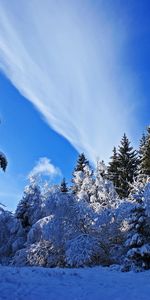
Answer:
[0,72,78,210]
[0,0,150,210]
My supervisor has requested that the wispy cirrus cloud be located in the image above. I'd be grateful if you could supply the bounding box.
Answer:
[0,0,139,163]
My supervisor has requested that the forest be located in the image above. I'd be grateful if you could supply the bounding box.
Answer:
[0,127,150,272]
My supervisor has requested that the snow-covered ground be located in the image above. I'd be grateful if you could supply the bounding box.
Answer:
[0,266,150,300]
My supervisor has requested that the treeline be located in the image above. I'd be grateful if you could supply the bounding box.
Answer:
[63,126,150,200]
[0,125,150,271]
[108,127,150,198]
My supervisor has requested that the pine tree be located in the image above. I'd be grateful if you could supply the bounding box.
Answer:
[94,160,118,208]
[15,176,42,228]
[77,163,94,202]
[117,134,138,198]
[74,153,89,172]
[139,134,146,163]
[123,176,150,271]
[0,152,7,171]
[60,178,68,193]
[0,121,7,172]
[139,126,150,176]
[107,147,120,190]
[72,153,89,194]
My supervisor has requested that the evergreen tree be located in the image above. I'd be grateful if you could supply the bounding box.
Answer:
[77,163,94,202]
[139,133,146,163]
[107,147,120,189]
[0,152,7,171]
[117,134,138,198]
[139,126,150,176]
[15,176,42,228]
[123,176,150,271]
[60,178,68,193]
[0,122,7,172]
[74,153,89,172]
[94,160,118,208]
[72,153,89,194]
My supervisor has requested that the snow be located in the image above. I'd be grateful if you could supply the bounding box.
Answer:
[0,266,150,300]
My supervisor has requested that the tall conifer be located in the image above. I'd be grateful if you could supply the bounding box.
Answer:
[107,147,120,190]
[139,127,150,176]
[117,134,138,198]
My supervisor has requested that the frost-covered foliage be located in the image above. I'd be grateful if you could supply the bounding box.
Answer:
[1,155,150,271]
[66,234,101,267]
[90,160,119,209]
[123,176,150,271]
[1,180,123,268]
[15,176,44,228]
[72,153,89,194]
[0,208,26,264]
[72,159,119,210]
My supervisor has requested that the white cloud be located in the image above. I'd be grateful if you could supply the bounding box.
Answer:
[0,1,140,163]
[28,157,61,179]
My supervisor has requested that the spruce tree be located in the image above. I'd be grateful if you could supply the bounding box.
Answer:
[108,134,138,198]
[0,121,7,172]
[78,163,94,202]
[0,152,7,171]
[94,160,118,208]
[74,153,89,172]
[72,153,89,194]
[60,178,68,193]
[107,147,120,190]
[15,176,42,228]
[123,176,150,271]
[139,133,146,163]
[139,126,150,176]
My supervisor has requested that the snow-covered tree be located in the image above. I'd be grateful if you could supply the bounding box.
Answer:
[77,163,94,202]
[92,160,119,209]
[139,133,146,169]
[65,234,101,267]
[72,153,89,194]
[139,126,150,176]
[13,186,98,267]
[123,176,150,271]
[15,176,43,228]
[0,206,26,264]
[117,134,138,198]
[60,178,68,193]
[107,147,120,191]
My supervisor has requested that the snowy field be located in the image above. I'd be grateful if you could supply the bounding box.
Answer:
[0,266,150,300]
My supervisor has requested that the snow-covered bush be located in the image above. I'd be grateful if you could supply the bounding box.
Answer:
[90,203,131,266]
[0,209,14,262]
[2,159,150,270]
[12,240,65,267]
[0,208,26,264]
[66,234,102,267]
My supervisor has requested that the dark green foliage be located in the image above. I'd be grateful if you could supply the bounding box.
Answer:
[139,127,150,176]
[60,178,68,193]
[74,153,89,172]
[0,152,7,172]
[15,178,41,229]
[15,197,30,228]
[107,147,120,189]
[108,134,138,198]
[117,134,138,198]
[139,133,146,163]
